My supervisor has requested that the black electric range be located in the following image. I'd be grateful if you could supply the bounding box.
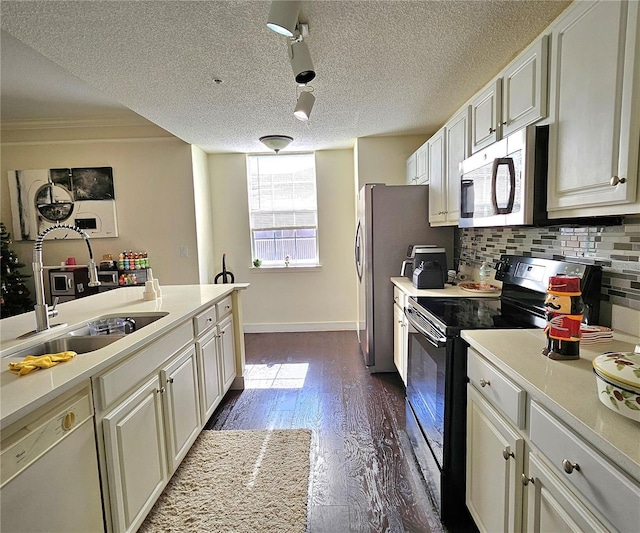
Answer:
[404,255,603,529]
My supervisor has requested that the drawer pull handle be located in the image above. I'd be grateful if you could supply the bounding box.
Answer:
[167,377,174,384]
[502,448,514,461]
[521,474,535,486]
[562,459,580,474]
[480,379,490,388]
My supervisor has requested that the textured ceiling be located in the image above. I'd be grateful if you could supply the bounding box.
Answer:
[0,0,571,154]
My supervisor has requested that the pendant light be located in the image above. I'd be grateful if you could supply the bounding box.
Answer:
[259,135,294,154]
[266,1,301,37]
[290,39,315,84]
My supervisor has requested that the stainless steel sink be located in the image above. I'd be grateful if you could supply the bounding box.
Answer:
[7,334,124,359]
[5,312,169,359]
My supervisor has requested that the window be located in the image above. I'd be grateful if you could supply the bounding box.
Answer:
[247,153,319,266]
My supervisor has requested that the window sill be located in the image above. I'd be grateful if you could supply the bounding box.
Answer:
[250,265,323,273]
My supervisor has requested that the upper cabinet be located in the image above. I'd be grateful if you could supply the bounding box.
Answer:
[502,35,548,137]
[471,79,502,153]
[405,141,429,185]
[405,152,417,185]
[428,127,446,223]
[443,106,471,225]
[471,35,549,154]
[546,0,640,217]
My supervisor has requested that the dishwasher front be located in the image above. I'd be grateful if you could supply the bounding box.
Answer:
[1,384,104,532]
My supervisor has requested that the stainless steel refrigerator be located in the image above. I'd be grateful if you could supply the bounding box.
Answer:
[355,184,454,372]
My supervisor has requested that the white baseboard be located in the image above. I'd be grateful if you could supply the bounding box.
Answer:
[244,322,357,333]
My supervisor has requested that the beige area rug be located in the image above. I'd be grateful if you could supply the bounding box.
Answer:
[139,429,312,533]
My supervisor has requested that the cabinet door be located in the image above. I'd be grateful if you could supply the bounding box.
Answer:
[466,386,524,533]
[102,375,167,533]
[196,329,223,422]
[392,302,407,385]
[444,106,471,225]
[471,79,502,153]
[416,142,429,184]
[406,152,417,184]
[161,346,201,473]
[428,128,447,223]
[547,0,640,215]
[525,453,608,533]
[219,314,237,392]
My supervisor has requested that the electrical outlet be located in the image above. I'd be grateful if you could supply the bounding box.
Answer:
[180,246,188,258]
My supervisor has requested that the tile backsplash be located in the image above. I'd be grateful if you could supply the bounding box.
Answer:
[455,217,640,311]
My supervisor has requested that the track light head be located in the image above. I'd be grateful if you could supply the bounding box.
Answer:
[294,91,315,122]
[290,40,315,84]
[266,1,301,38]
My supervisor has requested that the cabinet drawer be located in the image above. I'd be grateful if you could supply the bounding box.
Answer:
[93,322,194,410]
[393,287,407,308]
[216,295,233,320]
[467,348,526,429]
[529,401,640,533]
[193,304,217,336]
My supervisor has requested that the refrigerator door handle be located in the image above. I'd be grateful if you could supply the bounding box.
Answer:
[354,220,363,281]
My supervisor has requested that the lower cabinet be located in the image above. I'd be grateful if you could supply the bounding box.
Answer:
[102,374,168,533]
[466,385,524,533]
[196,328,223,422]
[466,348,638,533]
[219,314,237,392]
[392,287,408,385]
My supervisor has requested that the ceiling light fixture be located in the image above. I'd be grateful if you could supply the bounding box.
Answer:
[266,0,301,37]
[289,39,315,84]
[294,90,315,122]
[259,135,294,154]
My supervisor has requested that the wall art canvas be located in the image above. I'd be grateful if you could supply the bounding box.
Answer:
[7,167,118,240]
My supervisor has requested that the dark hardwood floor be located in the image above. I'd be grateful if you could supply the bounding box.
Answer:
[205,331,446,533]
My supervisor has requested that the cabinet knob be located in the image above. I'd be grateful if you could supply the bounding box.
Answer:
[521,474,535,486]
[610,176,627,186]
[488,127,496,134]
[562,459,580,474]
[480,378,490,388]
[157,387,166,394]
[502,121,507,126]
[207,317,213,323]
[167,377,174,384]
[502,448,514,461]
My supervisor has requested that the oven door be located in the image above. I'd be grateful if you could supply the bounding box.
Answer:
[405,306,447,470]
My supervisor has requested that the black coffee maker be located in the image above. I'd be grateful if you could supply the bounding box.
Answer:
[412,247,447,289]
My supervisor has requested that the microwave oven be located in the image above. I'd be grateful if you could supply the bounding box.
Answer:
[459,125,622,228]
[460,125,546,227]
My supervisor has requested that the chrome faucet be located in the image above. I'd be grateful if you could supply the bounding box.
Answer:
[31,224,101,334]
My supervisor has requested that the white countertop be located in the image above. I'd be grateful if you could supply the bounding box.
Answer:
[391,276,501,298]
[0,283,248,430]
[462,328,640,481]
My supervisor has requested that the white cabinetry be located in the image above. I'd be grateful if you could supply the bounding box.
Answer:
[547,0,640,217]
[501,35,548,137]
[416,142,429,185]
[466,348,639,533]
[392,287,408,385]
[195,295,236,423]
[102,374,168,533]
[471,35,549,154]
[467,386,524,533]
[471,79,502,153]
[427,127,446,224]
[406,152,417,184]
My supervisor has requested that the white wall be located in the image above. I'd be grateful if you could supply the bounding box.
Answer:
[0,125,200,286]
[191,145,215,284]
[209,150,357,331]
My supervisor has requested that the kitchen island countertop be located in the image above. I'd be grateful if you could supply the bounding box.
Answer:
[462,328,640,481]
[0,283,248,430]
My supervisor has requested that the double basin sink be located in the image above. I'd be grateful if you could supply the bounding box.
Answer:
[6,312,168,359]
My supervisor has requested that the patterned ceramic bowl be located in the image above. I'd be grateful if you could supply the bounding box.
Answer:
[593,351,640,423]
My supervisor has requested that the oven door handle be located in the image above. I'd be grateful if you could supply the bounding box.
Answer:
[404,307,447,348]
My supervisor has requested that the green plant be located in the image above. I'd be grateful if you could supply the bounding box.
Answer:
[253,259,262,267]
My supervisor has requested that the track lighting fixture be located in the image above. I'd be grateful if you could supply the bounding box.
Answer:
[259,135,294,154]
[266,1,301,37]
[294,90,315,122]
[289,39,315,84]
